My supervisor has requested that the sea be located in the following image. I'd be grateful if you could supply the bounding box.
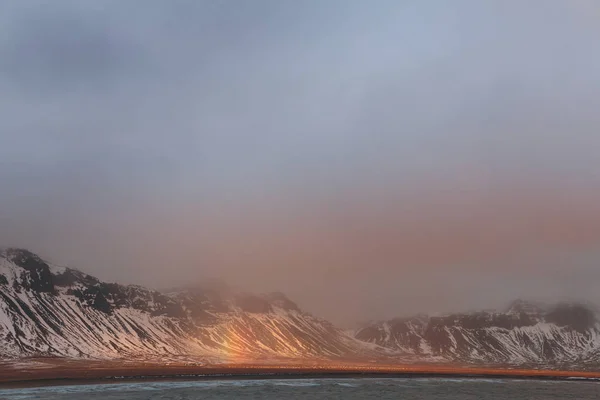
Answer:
[1,377,599,399]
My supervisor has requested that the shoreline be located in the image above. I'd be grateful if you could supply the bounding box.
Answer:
[2,362,600,389]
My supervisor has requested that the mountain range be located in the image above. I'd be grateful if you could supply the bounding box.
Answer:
[0,248,366,362]
[355,299,600,369]
[1,248,599,370]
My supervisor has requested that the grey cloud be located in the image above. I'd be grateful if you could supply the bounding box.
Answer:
[1,0,600,323]
[2,15,139,92]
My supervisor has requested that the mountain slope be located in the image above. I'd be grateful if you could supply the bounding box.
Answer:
[353,300,600,367]
[4,248,600,369]
[0,248,367,361]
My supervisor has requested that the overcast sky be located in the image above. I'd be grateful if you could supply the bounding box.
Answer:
[1,0,600,324]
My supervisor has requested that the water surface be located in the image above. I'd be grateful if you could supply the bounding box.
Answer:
[1,378,599,399]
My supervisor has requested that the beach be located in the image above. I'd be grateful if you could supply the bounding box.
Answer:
[2,359,600,388]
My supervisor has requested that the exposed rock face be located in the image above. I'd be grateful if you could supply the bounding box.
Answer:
[0,248,366,361]
[545,303,596,333]
[354,300,600,368]
[5,249,55,293]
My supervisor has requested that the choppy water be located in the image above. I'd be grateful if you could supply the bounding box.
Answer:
[1,378,599,399]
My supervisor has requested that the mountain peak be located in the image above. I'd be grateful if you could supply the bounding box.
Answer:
[2,247,43,264]
[0,247,55,293]
[546,302,597,333]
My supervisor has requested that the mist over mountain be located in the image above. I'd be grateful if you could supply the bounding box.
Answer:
[2,248,600,371]
[0,248,368,361]
[354,300,600,368]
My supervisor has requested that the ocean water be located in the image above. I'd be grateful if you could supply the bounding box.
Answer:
[1,378,599,399]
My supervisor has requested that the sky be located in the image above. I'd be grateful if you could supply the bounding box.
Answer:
[1,0,600,324]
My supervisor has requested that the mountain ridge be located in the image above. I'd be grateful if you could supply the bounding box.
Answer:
[2,248,600,370]
[0,248,370,361]
[354,299,600,368]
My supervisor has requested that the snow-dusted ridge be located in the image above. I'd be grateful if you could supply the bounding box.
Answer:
[2,248,600,369]
[0,248,370,361]
[353,299,600,368]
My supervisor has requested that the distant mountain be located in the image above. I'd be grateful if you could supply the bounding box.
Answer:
[0,248,370,361]
[2,248,600,370]
[353,299,600,368]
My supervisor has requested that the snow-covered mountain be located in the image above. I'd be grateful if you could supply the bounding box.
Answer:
[3,248,600,369]
[0,248,368,361]
[353,299,600,368]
